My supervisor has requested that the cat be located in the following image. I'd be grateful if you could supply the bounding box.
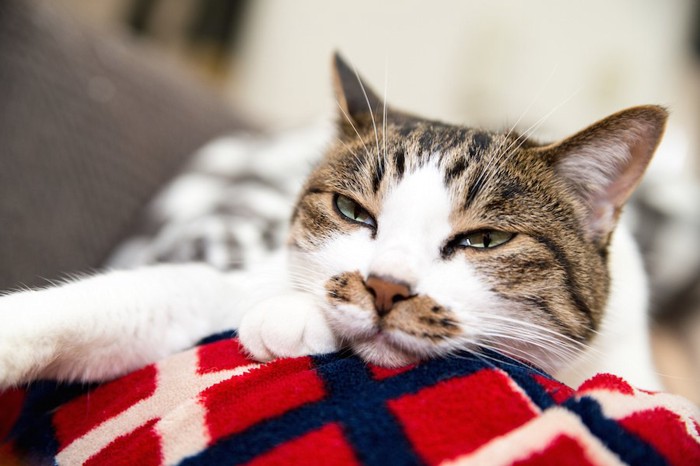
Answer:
[0,54,667,390]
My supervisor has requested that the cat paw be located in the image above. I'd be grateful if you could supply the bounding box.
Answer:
[0,323,58,389]
[0,341,55,389]
[238,292,337,362]
[0,293,61,389]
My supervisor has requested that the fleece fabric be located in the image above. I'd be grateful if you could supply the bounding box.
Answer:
[1,332,698,465]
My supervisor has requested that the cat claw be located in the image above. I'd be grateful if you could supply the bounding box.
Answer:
[238,292,338,362]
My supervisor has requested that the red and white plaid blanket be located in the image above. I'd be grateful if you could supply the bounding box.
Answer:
[1,332,699,465]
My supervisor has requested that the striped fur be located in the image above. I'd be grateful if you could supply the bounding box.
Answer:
[287,55,667,374]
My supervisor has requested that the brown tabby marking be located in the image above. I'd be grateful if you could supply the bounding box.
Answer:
[289,54,666,367]
[291,115,608,343]
[326,272,374,310]
[326,272,461,342]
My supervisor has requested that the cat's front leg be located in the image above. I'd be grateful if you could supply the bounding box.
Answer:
[0,264,238,388]
[238,292,338,361]
[0,289,65,388]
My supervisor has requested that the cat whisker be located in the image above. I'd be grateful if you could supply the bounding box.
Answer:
[475,311,594,350]
[285,261,328,278]
[382,61,389,170]
[479,337,576,375]
[472,86,579,204]
[481,88,581,192]
[334,136,367,177]
[352,64,382,165]
[482,327,592,362]
[285,281,322,296]
[285,268,331,293]
[449,338,554,379]
[495,85,569,157]
[477,327,579,351]
[285,271,324,287]
[482,64,560,187]
[473,316,592,365]
[334,135,360,160]
[450,347,501,371]
[476,325,584,358]
[286,281,323,294]
[336,101,372,160]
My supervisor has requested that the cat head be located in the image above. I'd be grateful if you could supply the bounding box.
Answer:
[288,53,667,372]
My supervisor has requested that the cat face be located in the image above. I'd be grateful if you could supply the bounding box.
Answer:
[287,54,667,372]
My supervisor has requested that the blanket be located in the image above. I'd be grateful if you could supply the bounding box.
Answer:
[1,332,699,465]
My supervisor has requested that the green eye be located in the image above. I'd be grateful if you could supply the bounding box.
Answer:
[459,230,514,249]
[334,194,376,228]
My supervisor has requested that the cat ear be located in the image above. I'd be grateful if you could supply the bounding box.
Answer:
[332,52,384,135]
[541,105,667,242]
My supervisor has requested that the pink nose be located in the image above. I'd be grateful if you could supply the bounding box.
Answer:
[365,275,412,316]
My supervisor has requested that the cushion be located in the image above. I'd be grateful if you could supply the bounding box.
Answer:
[1,332,698,465]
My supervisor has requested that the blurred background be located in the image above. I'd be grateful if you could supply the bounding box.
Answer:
[1,0,698,401]
[58,0,696,137]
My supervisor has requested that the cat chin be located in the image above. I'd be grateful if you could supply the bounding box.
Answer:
[348,330,454,368]
[351,337,420,368]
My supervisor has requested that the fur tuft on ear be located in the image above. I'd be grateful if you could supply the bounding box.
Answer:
[332,53,384,136]
[540,105,668,242]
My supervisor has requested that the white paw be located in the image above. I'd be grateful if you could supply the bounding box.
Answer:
[0,294,60,388]
[238,292,338,362]
[0,333,58,389]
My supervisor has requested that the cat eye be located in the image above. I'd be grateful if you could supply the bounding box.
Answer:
[334,194,377,228]
[457,230,514,249]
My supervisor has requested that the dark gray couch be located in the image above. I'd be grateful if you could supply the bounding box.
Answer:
[0,0,250,291]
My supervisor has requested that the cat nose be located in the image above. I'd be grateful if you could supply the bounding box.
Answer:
[365,274,413,316]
